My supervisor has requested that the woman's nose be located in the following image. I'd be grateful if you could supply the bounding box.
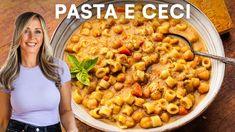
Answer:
[28,31,36,39]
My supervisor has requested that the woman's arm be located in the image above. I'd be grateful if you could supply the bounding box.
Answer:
[59,81,78,132]
[0,91,11,131]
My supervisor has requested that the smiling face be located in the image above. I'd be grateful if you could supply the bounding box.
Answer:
[20,17,43,55]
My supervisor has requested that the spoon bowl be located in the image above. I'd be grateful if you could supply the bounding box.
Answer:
[165,33,235,65]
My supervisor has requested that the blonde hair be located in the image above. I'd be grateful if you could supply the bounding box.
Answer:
[0,12,61,90]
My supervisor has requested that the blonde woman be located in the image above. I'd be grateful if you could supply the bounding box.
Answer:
[0,12,78,132]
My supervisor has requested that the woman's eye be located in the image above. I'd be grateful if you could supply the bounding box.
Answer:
[24,30,30,34]
[35,30,42,34]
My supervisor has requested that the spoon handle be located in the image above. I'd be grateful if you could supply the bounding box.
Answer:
[194,51,235,65]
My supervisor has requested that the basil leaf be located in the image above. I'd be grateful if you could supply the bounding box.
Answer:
[76,69,90,86]
[70,67,80,73]
[67,54,81,69]
[81,57,98,71]
[67,54,98,86]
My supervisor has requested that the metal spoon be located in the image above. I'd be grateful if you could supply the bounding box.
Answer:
[164,33,235,65]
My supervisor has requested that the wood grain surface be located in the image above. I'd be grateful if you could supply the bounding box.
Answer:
[0,1,234,132]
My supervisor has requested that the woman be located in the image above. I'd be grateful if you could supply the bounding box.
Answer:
[0,12,78,132]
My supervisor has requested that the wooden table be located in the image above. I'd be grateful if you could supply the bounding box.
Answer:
[0,0,234,132]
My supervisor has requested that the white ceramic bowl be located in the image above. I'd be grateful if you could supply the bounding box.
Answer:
[51,0,225,131]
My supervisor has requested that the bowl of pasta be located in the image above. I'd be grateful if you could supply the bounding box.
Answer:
[51,0,225,131]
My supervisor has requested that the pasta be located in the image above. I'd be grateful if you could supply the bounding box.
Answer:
[121,104,134,116]
[143,102,155,114]
[89,108,101,119]
[166,103,179,114]
[67,4,212,129]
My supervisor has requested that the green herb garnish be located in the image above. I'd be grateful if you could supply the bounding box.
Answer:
[67,54,98,86]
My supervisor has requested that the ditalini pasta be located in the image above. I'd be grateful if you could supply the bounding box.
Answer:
[67,4,211,129]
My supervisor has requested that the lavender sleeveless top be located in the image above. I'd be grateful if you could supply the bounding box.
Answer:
[0,59,71,126]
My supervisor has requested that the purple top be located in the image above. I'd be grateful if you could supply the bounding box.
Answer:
[0,59,71,126]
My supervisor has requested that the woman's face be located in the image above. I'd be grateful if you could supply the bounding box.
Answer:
[20,17,43,55]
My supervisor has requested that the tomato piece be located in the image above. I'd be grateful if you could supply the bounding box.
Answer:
[116,7,125,13]
[103,76,109,81]
[118,46,132,56]
[131,82,143,97]
[179,106,188,115]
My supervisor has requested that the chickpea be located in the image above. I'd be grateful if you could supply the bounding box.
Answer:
[183,50,194,61]
[82,97,89,107]
[102,29,110,37]
[151,90,161,100]
[83,22,92,29]
[150,54,158,63]
[133,52,142,61]
[188,33,199,43]
[152,32,164,42]
[162,36,171,43]
[198,82,209,94]
[132,111,144,123]
[139,117,152,128]
[125,74,134,85]
[125,117,135,128]
[86,98,98,109]
[70,35,80,43]
[80,28,90,36]
[197,70,210,81]
[111,39,122,49]
[92,29,101,37]
[160,112,170,122]
[154,106,162,115]
[117,73,126,82]
[143,41,154,53]
[160,69,170,80]
[113,25,124,34]
[192,78,200,88]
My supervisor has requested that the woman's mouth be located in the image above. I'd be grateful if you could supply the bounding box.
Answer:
[26,42,36,47]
